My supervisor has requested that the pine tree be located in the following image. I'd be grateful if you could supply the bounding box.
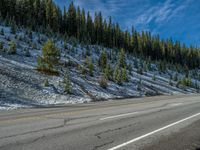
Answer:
[64,70,71,94]
[99,50,107,70]
[86,11,93,43]
[44,79,49,87]
[45,0,53,30]
[173,73,178,81]
[107,17,113,47]
[0,41,3,50]
[11,21,17,34]
[37,39,60,74]
[184,66,189,78]
[169,79,173,86]
[152,74,156,81]
[104,65,112,80]
[67,2,77,37]
[0,28,4,35]
[158,61,165,73]
[89,58,94,76]
[85,46,91,56]
[23,47,30,57]
[143,62,148,72]
[99,75,108,89]
[8,41,16,54]
[63,6,67,33]
[114,65,122,85]
[127,63,133,75]
[52,5,60,32]
[134,60,139,69]
[80,8,86,42]
[137,78,142,91]
[180,77,192,87]
[137,68,143,75]
[119,48,126,68]
[33,0,40,25]
[122,67,128,82]
[76,6,81,40]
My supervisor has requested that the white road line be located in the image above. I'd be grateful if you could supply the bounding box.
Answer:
[170,103,183,107]
[108,112,200,150]
[100,112,139,121]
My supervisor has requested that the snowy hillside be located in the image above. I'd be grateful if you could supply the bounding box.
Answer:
[0,24,199,110]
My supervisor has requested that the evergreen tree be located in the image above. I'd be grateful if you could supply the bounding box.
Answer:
[169,79,173,86]
[88,58,94,76]
[137,78,142,91]
[37,39,60,74]
[119,48,126,68]
[64,70,71,94]
[152,74,156,81]
[86,11,93,43]
[137,68,143,75]
[51,5,60,32]
[62,6,67,33]
[80,8,86,42]
[0,41,3,50]
[122,67,128,82]
[180,77,192,87]
[8,41,16,54]
[23,47,30,57]
[0,28,4,35]
[44,79,49,87]
[11,21,17,34]
[104,64,112,80]
[184,66,189,78]
[127,63,133,75]
[173,73,178,81]
[99,50,107,70]
[134,60,139,69]
[76,6,81,40]
[114,65,122,85]
[67,2,77,37]
[99,75,108,89]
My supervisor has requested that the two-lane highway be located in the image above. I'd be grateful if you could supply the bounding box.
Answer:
[0,94,200,150]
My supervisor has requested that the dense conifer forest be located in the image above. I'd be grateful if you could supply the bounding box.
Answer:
[0,0,200,69]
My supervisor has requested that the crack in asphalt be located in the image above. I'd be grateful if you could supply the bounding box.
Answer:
[43,116,69,126]
[93,140,114,150]
[31,135,46,143]
[95,123,138,140]
[0,117,71,149]
[0,119,67,140]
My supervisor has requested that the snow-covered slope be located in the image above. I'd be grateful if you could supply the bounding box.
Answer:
[0,24,199,110]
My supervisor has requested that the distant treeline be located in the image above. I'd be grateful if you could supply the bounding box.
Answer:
[0,0,200,69]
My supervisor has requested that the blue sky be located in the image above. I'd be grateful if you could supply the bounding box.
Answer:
[55,0,200,46]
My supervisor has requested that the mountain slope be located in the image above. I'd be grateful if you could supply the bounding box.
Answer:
[0,24,199,110]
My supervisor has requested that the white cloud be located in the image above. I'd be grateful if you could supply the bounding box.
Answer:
[127,0,192,30]
[73,0,121,17]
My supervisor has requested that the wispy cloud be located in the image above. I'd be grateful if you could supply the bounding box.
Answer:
[133,0,173,25]
[128,0,192,31]
[72,0,122,18]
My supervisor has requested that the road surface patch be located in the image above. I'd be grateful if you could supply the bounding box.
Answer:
[100,112,139,121]
[108,112,200,150]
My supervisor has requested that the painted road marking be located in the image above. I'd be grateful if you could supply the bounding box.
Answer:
[108,112,200,150]
[100,112,138,120]
[170,103,183,107]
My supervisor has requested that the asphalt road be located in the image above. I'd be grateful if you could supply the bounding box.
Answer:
[0,94,200,150]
